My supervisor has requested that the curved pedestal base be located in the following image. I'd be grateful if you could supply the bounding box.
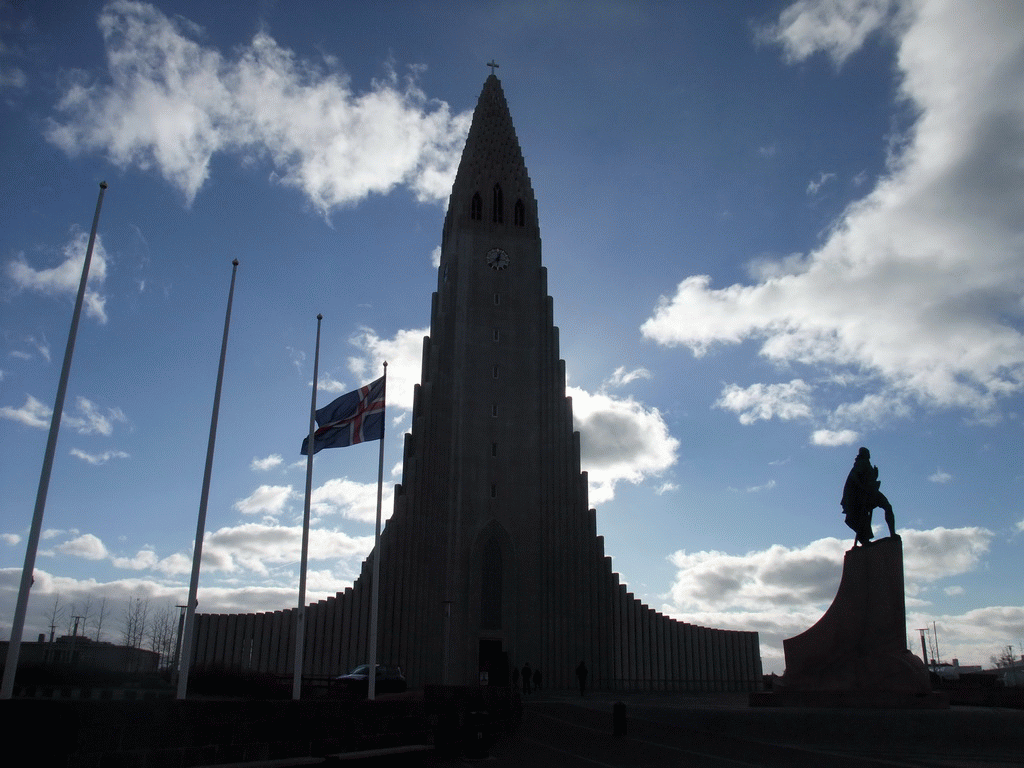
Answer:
[778,535,930,698]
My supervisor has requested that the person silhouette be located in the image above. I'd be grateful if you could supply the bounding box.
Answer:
[575,660,588,696]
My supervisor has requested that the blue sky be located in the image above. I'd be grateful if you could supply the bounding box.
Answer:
[2,0,1022,675]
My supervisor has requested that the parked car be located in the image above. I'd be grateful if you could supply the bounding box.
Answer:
[333,664,407,695]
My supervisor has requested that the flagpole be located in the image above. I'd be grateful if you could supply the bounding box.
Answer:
[1,182,108,701]
[176,258,240,700]
[367,362,387,700]
[294,313,322,700]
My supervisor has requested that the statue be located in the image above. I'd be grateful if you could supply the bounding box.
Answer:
[841,447,895,546]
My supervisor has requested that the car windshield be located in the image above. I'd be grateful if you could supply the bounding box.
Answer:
[348,665,369,675]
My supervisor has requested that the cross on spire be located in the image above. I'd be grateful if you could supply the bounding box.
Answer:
[487,60,499,75]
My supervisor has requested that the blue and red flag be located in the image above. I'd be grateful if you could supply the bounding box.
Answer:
[300,376,385,455]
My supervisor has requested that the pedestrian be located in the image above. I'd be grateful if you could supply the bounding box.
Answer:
[576,660,588,696]
[533,667,542,692]
[522,662,532,694]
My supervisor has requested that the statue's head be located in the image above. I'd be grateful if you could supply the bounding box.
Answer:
[858,446,870,459]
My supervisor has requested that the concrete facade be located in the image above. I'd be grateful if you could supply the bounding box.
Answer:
[191,75,761,692]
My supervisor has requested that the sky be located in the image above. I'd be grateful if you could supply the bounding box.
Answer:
[1,0,1022,676]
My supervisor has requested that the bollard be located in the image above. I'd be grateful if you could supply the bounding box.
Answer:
[464,709,490,759]
[612,700,627,737]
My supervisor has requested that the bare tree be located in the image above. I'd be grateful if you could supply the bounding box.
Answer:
[990,645,1016,668]
[91,597,110,642]
[147,603,177,671]
[43,595,65,643]
[121,596,149,650]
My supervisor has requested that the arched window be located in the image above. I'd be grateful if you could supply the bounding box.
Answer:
[514,199,525,227]
[471,193,482,221]
[492,184,503,223]
[480,538,502,629]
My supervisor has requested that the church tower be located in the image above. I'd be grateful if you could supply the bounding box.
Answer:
[190,75,762,693]
[380,74,593,686]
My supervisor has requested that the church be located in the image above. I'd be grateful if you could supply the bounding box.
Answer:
[190,74,762,692]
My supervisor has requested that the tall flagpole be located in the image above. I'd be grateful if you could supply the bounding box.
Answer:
[1,181,108,700]
[176,259,240,700]
[367,361,387,700]
[294,313,322,700]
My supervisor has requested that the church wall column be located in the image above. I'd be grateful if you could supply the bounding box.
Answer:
[225,614,241,668]
[327,595,341,677]
[614,585,622,688]
[681,623,693,691]
[752,632,764,689]
[724,631,735,691]
[665,617,676,691]
[241,613,255,670]
[643,605,653,689]
[274,609,289,675]
[609,568,623,689]
[675,622,684,696]
[191,614,208,667]
[618,593,626,692]
[211,614,228,667]
[281,608,296,677]
[695,625,707,691]
[266,611,281,674]
[653,611,664,690]
[341,586,355,675]
[303,600,318,677]
[256,612,273,673]
[709,629,720,691]
[630,600,640,689]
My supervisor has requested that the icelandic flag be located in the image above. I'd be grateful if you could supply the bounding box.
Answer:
[300,376,385,455]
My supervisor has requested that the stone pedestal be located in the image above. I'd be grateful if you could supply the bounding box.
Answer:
[762,535,940,707]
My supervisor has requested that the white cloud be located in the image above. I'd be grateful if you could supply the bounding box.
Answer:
[663,525,995,672]
[6,229,109,322]
[2,534,21,546]
[111,549,159,570]
[2,395,128,435]
[56,533,109,560]
[901,526,993,582]
[310,477,393,525]
[929,468,952,483]
[46,1,471,216]
[606,366,653,387]
[0,394,52,429]
[811,428,860,446]
[906,605,1024,668]
[234,484,294,516]
[1,67,27,89]
[431,246,441,268]
[715,380,813,424]
[316,374,349,394]
[347,326,429,413]
[644,1,1024,430]
[569,386,679,505]
[200,522,372,576]
[70,448,130,465]
[806,171,836,195]
[761,0,896,66]
[251,454,284,471]
[64,397,128,436]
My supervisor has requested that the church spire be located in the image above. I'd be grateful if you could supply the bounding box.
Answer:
[444,75,537,243]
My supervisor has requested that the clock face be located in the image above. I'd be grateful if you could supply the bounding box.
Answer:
[486,248,510,270]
